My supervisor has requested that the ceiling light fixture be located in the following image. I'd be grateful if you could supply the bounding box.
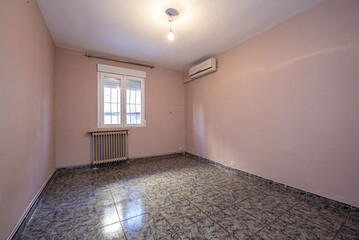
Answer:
[165,8,179,41]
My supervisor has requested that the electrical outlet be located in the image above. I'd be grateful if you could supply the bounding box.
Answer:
[178,147,183,151]
[230,161,234,167]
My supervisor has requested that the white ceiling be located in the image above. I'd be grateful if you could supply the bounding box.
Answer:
[37,0,326,71]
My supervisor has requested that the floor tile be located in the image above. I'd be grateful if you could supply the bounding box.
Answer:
[74,222,126,240]
[12,155,359,240]
[334,213,359,240]
[178,217,235,240]
[115,196,157,220]
[290,200,349,230]
[248,235,264,240]
[145,188,185,207]
[237,196,278,223]
[210,205,265,239]
[75,203,120,229]
[111,188,146,202]
[256,219,292,240]
[121,211,178,240]
[179,184,207,198]
[189,190,231,216]
[159,200,207,229]
[20,216,73,240]
[275,209,337,240]
[282,219,336,240]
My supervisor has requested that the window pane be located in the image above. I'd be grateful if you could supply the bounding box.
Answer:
[104,115,111,124]
[130,92,136,103]
[136,91,141,104]
[104,88,111,102]
[130,104,135,113]
[103,75,121,125]
[112,115,118,124]
[104,103,111,114]
[111,88,118,102]
[126,79,142,125]
[112,103,118,113]
[136,113,141,124]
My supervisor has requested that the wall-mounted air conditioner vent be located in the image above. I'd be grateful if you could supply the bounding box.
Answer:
[188,58,218,80]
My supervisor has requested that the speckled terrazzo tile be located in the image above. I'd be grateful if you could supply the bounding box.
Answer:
[263,193,299,208]
[291,200,348,230]
[145,188,185,207]
[281,205,341,239]
[189,191,230,216]
[216,177,244,188]
[194,182,220,193]
[226,182,258,196]
[24,207,75,232]
[75,203,120,228]
[74,222,126,240]
[210,205,265,239]
[37,199,77,214]
[263,202,295,217]
[19,229,73,240]
[256,219,292,240]
[333,213,359,240]
[281,218,337,240]
[279,207,309,225]
[178,217,235,240]
[111,188,147,202]
[247,234,264,240]
[333,228,359,240]
[111,179,143,191]
[179,184,208,198]
[159,200,207,229]
[192,190,228,206]
[77,189,114,208]
[17,225,49,240]
[115,197,157,221]
[40,189,78,207]
[212,186,251,204]
[121,211,179,240]
[232,189,254,202]
[194,202,225,218]
[20,215,73,240]
[236,196,278,223]
[14,155,358,240]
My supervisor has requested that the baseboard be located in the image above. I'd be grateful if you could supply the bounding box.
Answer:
[127,151,185,162]
[185,152,359,213]
[7,170,56,240]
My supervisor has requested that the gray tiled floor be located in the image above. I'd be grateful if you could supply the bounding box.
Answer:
[14,155,359,239]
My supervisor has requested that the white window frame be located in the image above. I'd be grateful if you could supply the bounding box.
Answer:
[97,64,146,128]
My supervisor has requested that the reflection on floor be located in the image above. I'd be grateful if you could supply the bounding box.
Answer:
[14,155,358,239]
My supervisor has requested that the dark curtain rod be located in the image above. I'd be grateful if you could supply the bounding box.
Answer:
[84,53,155,69]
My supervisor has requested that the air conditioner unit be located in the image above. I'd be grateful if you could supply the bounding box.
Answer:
[189,58,218,80]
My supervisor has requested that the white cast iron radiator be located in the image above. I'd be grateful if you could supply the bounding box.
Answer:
[90,130,128,164]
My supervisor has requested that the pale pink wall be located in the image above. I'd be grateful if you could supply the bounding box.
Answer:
[55,47,185,167]
[185,0,359,207]
[0,0,56,238]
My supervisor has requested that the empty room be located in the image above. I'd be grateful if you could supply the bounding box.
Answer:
[1,0,359,239]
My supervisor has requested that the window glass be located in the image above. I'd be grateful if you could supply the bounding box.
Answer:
[103,76,121,125]
[126,79,142,125]
[98,71,145,128]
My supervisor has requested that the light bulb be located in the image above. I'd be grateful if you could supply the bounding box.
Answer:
[168,31,174,40]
